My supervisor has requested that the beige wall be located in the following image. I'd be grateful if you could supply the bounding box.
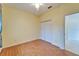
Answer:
[2,4,40,48]
[40,4,79,49]
[2,4,79,55]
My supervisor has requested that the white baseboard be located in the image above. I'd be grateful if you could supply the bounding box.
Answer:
[40,39,65,50]
[59,46,65,50]
[3,39,38,49]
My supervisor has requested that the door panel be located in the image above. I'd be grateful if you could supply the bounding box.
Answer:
[41,21,53,43]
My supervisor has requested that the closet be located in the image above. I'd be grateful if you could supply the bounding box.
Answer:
[40,20,53,43]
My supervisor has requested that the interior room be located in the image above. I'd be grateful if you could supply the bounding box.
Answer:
[0,3,79,56]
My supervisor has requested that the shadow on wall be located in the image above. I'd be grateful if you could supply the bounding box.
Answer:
[0,15,2,48]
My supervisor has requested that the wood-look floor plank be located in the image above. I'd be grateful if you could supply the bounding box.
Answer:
[0,39,78,56]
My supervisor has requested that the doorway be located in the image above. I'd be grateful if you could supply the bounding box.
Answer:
[65,13,79,55]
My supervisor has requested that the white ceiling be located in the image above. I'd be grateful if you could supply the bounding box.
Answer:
[7,3,61,15]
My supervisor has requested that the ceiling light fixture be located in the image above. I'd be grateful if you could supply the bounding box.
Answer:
[32,3,43,10]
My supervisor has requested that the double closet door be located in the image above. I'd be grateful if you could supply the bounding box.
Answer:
[41,20,53,43]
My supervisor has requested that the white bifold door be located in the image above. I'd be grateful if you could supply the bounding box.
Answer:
[40,20,53,43]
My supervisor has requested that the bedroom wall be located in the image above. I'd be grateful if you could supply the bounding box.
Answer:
[0,5,2,48]
[2,4,40,48]
[40,3,79,49]
[0,14,2,48]
[2,3,79,54]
